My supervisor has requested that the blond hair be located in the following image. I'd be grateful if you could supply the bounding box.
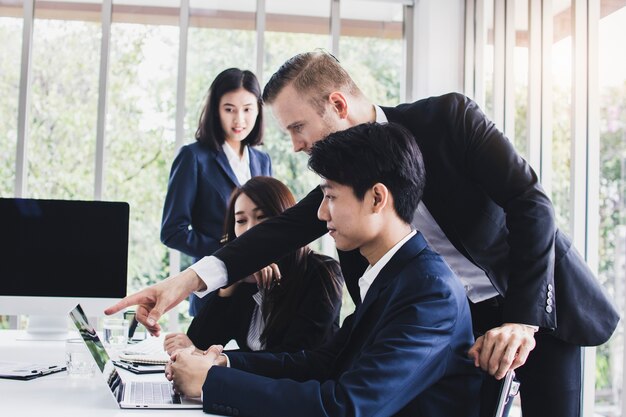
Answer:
[262,50,362,115]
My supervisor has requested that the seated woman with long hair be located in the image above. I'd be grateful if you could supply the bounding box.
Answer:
[165,176,344,354]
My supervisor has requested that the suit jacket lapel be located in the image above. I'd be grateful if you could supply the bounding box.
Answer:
[351,233,429,329]
[215,149,240,187]
[331,234,429,370]
[248,149,262,177]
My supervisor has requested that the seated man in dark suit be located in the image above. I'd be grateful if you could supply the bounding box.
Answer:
[166,122,482,417]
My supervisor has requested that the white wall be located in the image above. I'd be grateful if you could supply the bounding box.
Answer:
[411,0,465,99]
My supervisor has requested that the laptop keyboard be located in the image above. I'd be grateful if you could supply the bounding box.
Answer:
[129,381,181,405]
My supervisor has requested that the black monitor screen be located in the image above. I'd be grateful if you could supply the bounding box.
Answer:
[0,198,129,298]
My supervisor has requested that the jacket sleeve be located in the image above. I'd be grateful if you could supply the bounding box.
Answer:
[454,94,557,327]
[186,285,257,350]
[268,257,344,352]
[213,186,328,284]
[160,146,222,258]
[185,291,237,350]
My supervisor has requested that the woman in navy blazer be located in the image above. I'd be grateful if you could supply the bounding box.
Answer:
[161,68,271,315]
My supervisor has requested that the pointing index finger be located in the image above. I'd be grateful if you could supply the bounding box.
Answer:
[104,291,149,315]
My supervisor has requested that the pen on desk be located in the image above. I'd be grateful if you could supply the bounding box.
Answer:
[125,310,139,339]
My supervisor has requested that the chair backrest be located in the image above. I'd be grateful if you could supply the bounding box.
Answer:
[479,369,521,417]
[493,370,520,417]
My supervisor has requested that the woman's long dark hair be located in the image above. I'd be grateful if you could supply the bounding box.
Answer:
[195,68,264,152]
[223,176,339,347]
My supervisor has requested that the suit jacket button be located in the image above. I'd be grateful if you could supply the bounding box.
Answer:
[547,284,553,291]
[547,298,553,306]
[212,404,219,411]
[218,405,226,413]
[546,305,553,313]
[547,290,553,299]
[226,406,233,414]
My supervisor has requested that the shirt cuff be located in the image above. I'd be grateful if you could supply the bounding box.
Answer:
[221,353,231,368]
[189,256,229,298]
[522,324,539,332]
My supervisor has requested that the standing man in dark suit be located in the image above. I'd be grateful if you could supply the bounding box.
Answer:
[167,122,481,417]
[108,51,619,416]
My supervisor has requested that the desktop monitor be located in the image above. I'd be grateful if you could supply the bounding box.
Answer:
[0,198,129,340]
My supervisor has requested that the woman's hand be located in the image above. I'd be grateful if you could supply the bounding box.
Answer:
[217,280,244,297]
[164,333,196,355]
[252,263,281,290]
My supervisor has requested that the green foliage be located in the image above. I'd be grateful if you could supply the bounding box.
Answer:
[550,87,573,232]
[596,343,612,390]
[340,36,402,106]
[185,28,256,144]
[27,20,101,200]
[105,24,179,292]
[598,82,626,293]
[0,18,20,198]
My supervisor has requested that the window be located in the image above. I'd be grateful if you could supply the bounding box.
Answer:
[481,0,494,118]
[339,0,403,106]
[26,1,101,200]
[0,1,22,197]
[513,0,529,160]
[550,0,573,233]
[467,0,626,414]
[186,0,256,142]
[597,4,626,415]
[106,1,180,291]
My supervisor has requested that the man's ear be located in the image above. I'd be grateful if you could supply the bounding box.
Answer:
[328,91,348,119]
[371,183,389,213]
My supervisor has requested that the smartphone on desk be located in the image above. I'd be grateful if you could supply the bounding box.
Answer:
[113,360,165,375]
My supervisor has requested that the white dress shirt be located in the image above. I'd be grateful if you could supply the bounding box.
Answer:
[222,143,251,185]
[359,231,416,302]
[374,105,497,303]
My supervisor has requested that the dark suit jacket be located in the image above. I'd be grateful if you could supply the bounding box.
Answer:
[186,252,343,352]
[160,141,271,259]
[213,93,618,346]
[203,233,481,417]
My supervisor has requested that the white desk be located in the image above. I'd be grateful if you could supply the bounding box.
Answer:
[0,330,219,416]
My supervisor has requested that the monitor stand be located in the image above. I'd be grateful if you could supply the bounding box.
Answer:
[16,315,74,341]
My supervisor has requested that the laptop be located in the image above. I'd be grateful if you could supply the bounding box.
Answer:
[68,304,202,409]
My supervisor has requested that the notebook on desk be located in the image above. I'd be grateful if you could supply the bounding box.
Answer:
[68,304,202,409]
[119,335,169,365]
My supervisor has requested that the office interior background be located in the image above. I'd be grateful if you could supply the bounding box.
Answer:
[0,0,624,415]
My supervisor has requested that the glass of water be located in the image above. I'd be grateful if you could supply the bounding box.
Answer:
[65,338,96,377]
[102,317,129,348]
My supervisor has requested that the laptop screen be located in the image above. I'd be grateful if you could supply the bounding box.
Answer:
[68,304,122,399]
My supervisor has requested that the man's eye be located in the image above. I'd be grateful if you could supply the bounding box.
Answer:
[236,219,246,224]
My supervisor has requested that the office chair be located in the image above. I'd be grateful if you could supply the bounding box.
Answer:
[493,370,520,417]
[480,369,521,417]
